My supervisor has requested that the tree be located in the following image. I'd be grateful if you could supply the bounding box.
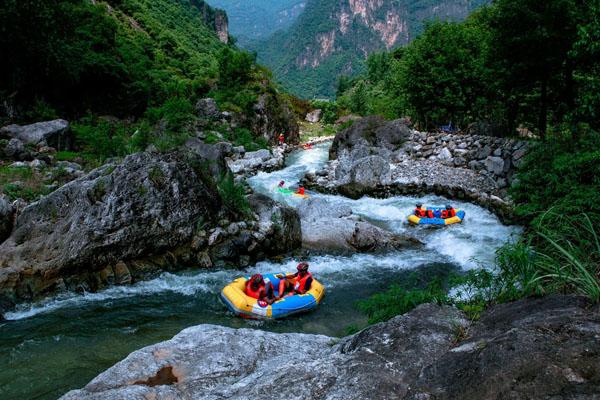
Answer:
[397,19,491,129]
[487,0,580,138]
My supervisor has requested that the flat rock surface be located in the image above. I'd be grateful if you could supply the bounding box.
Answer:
[62,296,600,400]
[61,304,467,400]
[391,158,499,194]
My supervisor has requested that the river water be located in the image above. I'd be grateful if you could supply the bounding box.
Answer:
[0,142,520,399]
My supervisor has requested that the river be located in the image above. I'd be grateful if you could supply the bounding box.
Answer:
[0,142,520,399]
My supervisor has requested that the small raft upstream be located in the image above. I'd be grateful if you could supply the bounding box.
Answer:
[276,187,310,199]
[408,207,466,226]
[221,273,325,319]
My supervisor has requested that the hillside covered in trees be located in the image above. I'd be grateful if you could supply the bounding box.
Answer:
[0,0,296,158]
[252,0,488,98]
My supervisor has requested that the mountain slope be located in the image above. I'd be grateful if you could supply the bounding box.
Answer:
[254,0,489,98]
[0,0,232,119]
[205,0,305,46]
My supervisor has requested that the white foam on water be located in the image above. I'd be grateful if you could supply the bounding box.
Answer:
[6,141,522,321]
[4,271,229,321]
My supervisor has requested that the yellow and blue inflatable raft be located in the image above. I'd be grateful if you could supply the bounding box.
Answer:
[408,207,466,226]
[221,273,325,320]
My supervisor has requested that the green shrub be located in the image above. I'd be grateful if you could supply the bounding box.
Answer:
[357,279,448,324]
[72,118,131,161]
[217,173,250,217]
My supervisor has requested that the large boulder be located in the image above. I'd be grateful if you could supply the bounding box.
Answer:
[330,116,412,160]
[297,197,352,221]
[408,296,600,399]
[0,149,223,307]
[61,296,600,400]
[337,155,391,198]
[299,198,420,254]
[0,195,14,243]
[0,119,72,150]
[248,193,301,256]
[60,304,468,400]
[302,218,420,254]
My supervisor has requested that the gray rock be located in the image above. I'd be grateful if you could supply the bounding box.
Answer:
[60,304,467,400]
[437,147,452,162]
[4,138,25,159]
[0,119,72,150]
[195,98,220,120]
[484,156,506,176]
[0,149,223,305]
[56,161,82,171]
[493,147,502,156]
[305,109,322,123]
[297,198,352,221]
[244,149,271,161]
[30,159,46,169]
[453,156,466,167]
[248,193,301,256]
[407,296,600,400]
[477,145,492,159]
[0,196,14,243]
[302,218,421,254]
[330,116,412,160]
[9,161,28,168]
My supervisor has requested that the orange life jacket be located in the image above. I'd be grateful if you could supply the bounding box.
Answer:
[245,281,265,299]
[449,209,456,217]
[294,272,312,293]
[297,187,305,195]
[426,210,434,218]
[441,210,448,219]
[414,208,425,217]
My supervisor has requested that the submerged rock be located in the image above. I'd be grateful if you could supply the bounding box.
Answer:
[61,296,600,400]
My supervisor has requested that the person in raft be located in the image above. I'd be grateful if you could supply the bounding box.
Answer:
[278,180,285,188]
[277,262,313,299]
[296,186,305,195]
[441,205,456,219]
[245,274,277,305]
[414,203,434,218]
[278,133,285,145]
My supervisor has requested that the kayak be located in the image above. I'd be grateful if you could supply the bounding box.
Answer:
[408,207,465,226]
[276,187,310,199]
[221,273,325,320]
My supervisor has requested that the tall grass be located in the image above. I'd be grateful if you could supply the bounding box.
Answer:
[467,211,600,304]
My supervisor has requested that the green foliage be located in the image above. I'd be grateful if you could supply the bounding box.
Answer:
[0,166,51,201]
[253,0,486,98]
[310,101,338,125]
[217,172,250,217]
[511,129,600,223]
[72,119,131,161]
[358,279,448,324]
[338,0,598,134]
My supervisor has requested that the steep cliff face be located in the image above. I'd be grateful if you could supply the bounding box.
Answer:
[255,0,489,98]
[206,0,305,46]
[191,0,229,43]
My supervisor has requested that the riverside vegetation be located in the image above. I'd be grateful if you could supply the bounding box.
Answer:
[0,0,598,398]
[344,0,600,325]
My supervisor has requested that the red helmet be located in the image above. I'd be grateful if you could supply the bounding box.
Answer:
[250,274,264,284]
[297,262,309,272]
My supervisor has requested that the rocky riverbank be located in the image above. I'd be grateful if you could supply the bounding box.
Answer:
[302,116,529,223]
[0,141,301,317]
[61,295,600,399]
